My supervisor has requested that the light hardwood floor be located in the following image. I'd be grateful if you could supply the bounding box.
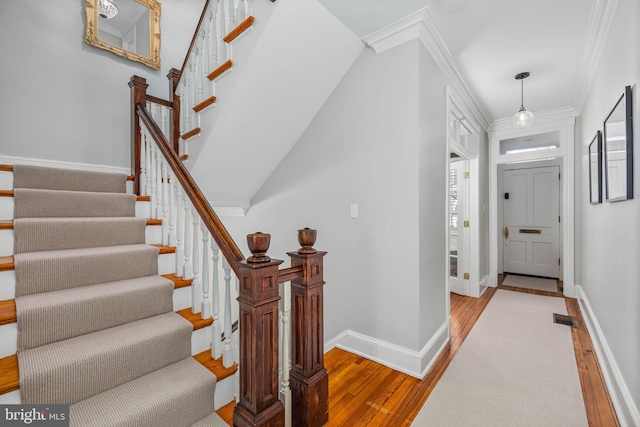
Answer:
[217,277,619,426]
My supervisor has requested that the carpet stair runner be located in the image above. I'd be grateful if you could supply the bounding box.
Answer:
[7,164,228,427]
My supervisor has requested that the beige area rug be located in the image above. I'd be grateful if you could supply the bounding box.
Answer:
[503,274,558,292]
[412,290,587,427]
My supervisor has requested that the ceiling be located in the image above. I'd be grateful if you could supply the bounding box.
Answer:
[317,0,596,124]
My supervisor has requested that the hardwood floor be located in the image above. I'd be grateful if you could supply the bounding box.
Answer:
[217,279,619,426]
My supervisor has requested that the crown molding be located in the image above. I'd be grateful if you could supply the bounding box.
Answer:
[573,0,619,114]
[488,106,578,135]
[362,7,491,130]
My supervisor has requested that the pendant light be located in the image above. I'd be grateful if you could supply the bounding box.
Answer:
[512,72,534,128]
[99,0,119,19]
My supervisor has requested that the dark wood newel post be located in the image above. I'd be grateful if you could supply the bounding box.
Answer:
[234,232,285,427]
[166,68,181,154]
[288,228,329,427]
[128,75,148,195]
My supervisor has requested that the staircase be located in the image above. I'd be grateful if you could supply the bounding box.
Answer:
[0,164,234,426]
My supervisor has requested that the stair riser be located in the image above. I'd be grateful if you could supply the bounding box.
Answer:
[0,171,133,194]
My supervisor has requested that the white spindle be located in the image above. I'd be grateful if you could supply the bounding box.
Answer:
[139,126,147,196]
[175,188,184,277]
[216,1,224,63]
[169,171,177,247]
[191,211,202,314]
[161,105,168,137]
[161,162,169,246]
[184,201,193,280]
[222,257,234,368]
[144,129,151,197]
[280,281,292,426]
[223,0,230,39]
[149,144,157,218]
[196,44,204,102]
[155,148,162,220]
[243,0,249,21]
[211,242,222,359]
[201,223,212,319]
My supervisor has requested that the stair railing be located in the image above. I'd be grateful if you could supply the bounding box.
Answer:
[174,0,255,153]
[130,75,329,427]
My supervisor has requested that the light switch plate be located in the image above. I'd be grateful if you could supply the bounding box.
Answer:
[350,204,358,218]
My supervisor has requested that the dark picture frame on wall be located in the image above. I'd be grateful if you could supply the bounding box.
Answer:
[589,131,602,204]
[603,85,633,202]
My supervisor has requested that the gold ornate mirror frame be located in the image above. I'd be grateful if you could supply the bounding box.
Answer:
[85,0,161,70]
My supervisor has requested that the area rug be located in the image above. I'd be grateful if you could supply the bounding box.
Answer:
[502,274,558,292]
[411,290,587,426]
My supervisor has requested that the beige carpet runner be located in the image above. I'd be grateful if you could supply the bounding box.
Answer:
[412,289,588,426]
[12,165,226,427]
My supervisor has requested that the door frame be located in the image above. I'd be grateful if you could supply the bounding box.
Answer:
[446,86,482,300]
[488,108,577,297]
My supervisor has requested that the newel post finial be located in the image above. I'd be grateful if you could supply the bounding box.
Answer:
[247,231,271,263]
[297,227,317,254]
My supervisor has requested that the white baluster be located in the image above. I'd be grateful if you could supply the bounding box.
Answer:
[201,223,212,319]
[233,0,239,27]
[216,1,223,63]
[155,148,162,220]
[223,0,230,39]
[184,74,191,132]
[149,144,157,219]
[211,242,222,359]
[184,201,193,280]
[161,162,170,246]
[139,124,147,196]
[191,212,201,314]
[244,0,249,21]
[175,188,184,278]
[144,128,151,197]
[222,258,234,368]
[169,171,177,247]
[161,105,168,138]
[281,281,292,426]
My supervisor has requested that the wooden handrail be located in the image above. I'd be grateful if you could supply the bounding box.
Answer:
[145,95,173,108]
[136,103,245,275]
[176,0,212,91]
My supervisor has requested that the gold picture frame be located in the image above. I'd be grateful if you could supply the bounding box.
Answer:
[85,0,161,70]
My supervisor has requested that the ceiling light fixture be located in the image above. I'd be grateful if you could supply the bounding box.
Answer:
[512,72,534,128]
[99,0,119,19]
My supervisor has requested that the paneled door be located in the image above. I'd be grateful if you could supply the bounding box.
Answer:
[503,166,560,278]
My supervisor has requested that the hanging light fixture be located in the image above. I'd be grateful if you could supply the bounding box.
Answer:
[98,0,119,19]
[512,72,534,128]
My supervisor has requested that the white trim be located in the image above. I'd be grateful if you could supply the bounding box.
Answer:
[362,7,490,130]
[0,155,130,176]
[576,285,640,427]
[324,322,449,379]
[213,207,247,217]
[574,0,620,114]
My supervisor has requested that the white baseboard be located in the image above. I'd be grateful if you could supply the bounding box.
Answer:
[0,155,130,176]
[575,285,640,426]
[562,281,575,298]
[488,273,498,287]
[324,322,449,379]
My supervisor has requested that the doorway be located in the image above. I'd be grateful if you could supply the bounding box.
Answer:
[502,165,560,279]
[449,155,468,295]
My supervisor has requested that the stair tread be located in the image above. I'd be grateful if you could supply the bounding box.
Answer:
[70,357,216,427]
[191,411,230,427]
[223,16,255,43]
[208,59,233,81]
[177,308,214,330]
[2,275,191,327]
[0,189,149,202]
[193,349,237,382]
[0,219,160,230]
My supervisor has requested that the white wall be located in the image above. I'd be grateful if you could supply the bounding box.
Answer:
[578,0,639,420]
[417,44,448,347]
[0,0,205,168]
[224,40,429,357]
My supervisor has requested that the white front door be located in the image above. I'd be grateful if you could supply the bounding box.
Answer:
[503,166,560,278]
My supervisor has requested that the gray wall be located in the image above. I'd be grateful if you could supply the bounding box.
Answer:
[0,0,205,167]
[577,0,639,414]
[225,39,453,356]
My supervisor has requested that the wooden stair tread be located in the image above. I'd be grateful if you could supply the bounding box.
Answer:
[0,219,161,230]
[0,355,19,395]
[193,96,216,112]
[223,16,255,43]
[151,244,176,254]
[0,256,14,272]
[0,190,150,202]
[0,165,13,172]
[179,154,189,161]
[193,349,237,381]
[163,274,193,289]
[0,299,16,326]
[181,127,201,140]
[208,60,233,81]
[177,308,213,331]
